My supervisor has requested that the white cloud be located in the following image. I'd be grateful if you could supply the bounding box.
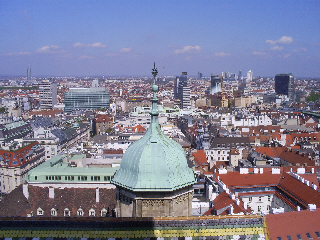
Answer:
[73,42,106,48]
[283,53,291,58]
[253,51,267,56]
[270,45,283,51]
[265,36,293,45]
[2,51,31,56]
[35,45,61,53]
[293,47,308,52]
[119,47,132,53]
[214,52,230,57]
[79,55,94,60]
[174,45,200,54]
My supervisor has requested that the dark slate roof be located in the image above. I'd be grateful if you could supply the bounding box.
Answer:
[0,185,31,217]
[51,129,68,142]
[28,185,116,217]
[29,117,53,129]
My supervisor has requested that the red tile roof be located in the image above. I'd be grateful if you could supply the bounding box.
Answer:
[254,146,286,158]
[192,150,207,167]
[214,169,282,188]
[267,208,320,239]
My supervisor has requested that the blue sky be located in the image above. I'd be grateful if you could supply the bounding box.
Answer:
[1,0,320,77]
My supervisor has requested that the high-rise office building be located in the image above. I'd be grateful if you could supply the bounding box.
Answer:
[197,71,203,79]
[210,75,223,95]
[238,70,242,80]
[174,72,191,109]
[275,73,294,100]
[64,87,110,113]
[27,66,31,81]
[39,80,58,109]
[247,70,253,82]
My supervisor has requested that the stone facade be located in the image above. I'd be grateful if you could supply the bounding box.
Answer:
[116,186,193,217]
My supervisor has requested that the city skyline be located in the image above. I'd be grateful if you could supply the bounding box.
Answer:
[1,0,320,78]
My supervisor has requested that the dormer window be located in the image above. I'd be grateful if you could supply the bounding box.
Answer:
[77,208,84,216]
[64,208,70,217]
[89,208,95,216]
[37,208,44,216]
[51,208,57,216]
[101,208,108,217]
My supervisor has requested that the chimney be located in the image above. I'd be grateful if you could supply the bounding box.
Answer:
[229,205,234,215]
[308,204,316,211]
[23,184,29,199]
[260,168,263,174]
[311,183,318,190]
[297,206,300,212]
[49,187,54,199]
[96,188,100,203]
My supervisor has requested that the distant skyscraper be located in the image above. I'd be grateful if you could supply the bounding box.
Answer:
[27,66,31,81]
[247,70,253,82]
[197,72,203,79]
[275,73,294,100]
[210,75,223,94]
[39,80,58,109]
[174,72,190,109]
[238,70,242,80]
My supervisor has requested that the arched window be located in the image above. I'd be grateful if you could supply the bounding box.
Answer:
[89,208,95,216]
[77,208,84,216]
[64,208,70,217]
[51,208,57,216]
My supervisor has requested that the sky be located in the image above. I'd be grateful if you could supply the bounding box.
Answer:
[1,0,320,78]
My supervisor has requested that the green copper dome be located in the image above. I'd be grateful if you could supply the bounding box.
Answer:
[111,63,196,192]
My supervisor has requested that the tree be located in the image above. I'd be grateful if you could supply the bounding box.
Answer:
[306,92,319,102]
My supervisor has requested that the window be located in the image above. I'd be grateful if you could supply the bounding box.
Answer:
[101,208,108,217]
[258,206,261,212]
[306,233,312,239]
[64,208,70,217]
[89,209,95,216]
[267,205,271,211]
[315,232,320,238]
[268,196,271,201]
[35,176,38,180]
[37,208,44,216]
[249,197,252,203]
[259,196,262,202]
[77,208,84,216]
[51,208,57,216]
[297,234,302,240]
[287,235,292,240]
[104,176,111,181]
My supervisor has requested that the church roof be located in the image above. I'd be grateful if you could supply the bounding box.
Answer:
[111,64,196,192]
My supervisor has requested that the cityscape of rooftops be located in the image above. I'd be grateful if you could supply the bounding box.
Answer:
[0,1,320,239]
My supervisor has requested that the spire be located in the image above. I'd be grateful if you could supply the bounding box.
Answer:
[150,62,159,117]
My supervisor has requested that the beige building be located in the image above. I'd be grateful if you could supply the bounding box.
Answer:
[235,95,254,108]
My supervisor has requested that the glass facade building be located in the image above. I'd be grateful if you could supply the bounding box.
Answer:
[210,75,223,95]
[275,73,294,100]
[64,87,110,113]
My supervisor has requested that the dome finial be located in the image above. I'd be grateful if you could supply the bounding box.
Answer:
[151,62,158,83]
